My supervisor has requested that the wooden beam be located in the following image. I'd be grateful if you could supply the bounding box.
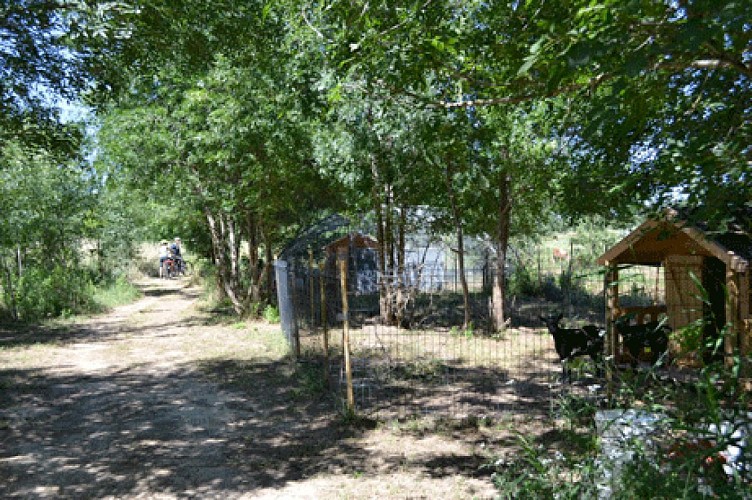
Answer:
[726,269,740,370]
[606,265,619,389]
[737,270,750,378]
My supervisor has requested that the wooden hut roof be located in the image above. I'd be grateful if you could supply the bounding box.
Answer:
[324,233,378,254]
[597,216,750,272]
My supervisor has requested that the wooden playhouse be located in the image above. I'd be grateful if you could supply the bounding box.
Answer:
[597,213,751,372]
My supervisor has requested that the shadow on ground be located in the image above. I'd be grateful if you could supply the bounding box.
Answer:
[0,284,201,349]
[0,355,505,498]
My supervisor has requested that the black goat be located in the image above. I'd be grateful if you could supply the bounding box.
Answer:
[540,313,605,383]
[614,316,671,368]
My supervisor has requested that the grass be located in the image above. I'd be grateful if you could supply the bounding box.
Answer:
[303,323,556,371]
[93,276,142,310]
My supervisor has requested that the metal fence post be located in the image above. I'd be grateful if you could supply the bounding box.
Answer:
[274,259,299,358]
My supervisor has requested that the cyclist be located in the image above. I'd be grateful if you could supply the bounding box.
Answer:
[170,237,183,274]
[158,240,170,278]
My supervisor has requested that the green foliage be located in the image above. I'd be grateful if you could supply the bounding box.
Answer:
[14,266,96,320]
[492,275,750,499]
[291,361,328,399]
[262,305,280,324]
[507,265,538,297]
[492,432,597,499]
[92,276,142,311]
[491,363,751,498]
[2,265,142,322]
[5,0,749,326]
[450,323,474,339]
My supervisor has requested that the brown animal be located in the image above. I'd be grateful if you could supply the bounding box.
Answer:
[552,247,569,261]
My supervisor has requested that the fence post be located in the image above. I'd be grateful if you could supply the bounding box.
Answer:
[339,252,355,412]
[605,265,619,395]
[320,261,329,388]
[309,248,315,326]
[274,259,299,358]
[291,264,301,358]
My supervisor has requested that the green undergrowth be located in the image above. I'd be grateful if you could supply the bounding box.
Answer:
[92,276,142,311]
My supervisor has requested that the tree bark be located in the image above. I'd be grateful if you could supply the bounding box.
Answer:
[205,209,244,315]
[492,169,512,332]
[262,225,274,305]
[244,211,263,314]
[371,155,395,325]
[395,204,407,326]
[1,254,18,320]
[444,162,471,330]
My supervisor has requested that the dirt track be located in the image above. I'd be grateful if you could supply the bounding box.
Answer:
[0,278,502,499]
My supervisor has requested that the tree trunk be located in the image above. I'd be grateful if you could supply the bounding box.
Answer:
[444,162,471,330]
[492,168,512,332]
[371,155,395,325]
[226,215,241,294]
[1,254,18,320]
[395,205,407,326]
[244,211,263,314]
[205,209,244,315]
[262,226,274,305]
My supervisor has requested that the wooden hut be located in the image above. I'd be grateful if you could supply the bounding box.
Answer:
[325,233,379,257]
[324,233,379,294]
[597,212,751,372]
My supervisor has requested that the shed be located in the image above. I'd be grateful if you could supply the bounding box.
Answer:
[325,233,379,256]
[324,233,379,294]
[597,212,751,371]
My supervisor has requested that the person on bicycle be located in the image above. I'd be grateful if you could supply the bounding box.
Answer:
[170,237,183,273]
[158,240,170,277]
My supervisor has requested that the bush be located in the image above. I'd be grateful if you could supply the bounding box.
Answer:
[93,275,142,310]
[507,265,538,296]
[490,343,751,500]
[263,304,280,323]
[15,265,97,320]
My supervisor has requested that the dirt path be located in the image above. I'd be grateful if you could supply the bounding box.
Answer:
[0,278,502,499]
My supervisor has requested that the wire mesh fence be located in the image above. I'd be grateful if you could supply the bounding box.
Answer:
[274,245,651,419]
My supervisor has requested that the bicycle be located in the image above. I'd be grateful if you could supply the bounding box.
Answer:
[161,257,178,279]
[175,258,191,277]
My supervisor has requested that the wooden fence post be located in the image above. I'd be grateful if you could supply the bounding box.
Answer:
[309,248,315,327]
[605,265,619,395]
[339,253,355,411]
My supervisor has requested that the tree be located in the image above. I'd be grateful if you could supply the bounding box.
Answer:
[95,7,340,313]
[0,135,105,319]
[310,0,750,222]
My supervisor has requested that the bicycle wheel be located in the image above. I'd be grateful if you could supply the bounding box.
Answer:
[180,260,191,277]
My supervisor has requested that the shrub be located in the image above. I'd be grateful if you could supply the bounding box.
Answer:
[507,265,538,296]
[263,304,280,323]
[15,265,97,320]
[93,275,142,310]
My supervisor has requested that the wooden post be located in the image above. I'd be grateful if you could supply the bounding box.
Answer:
[309,248,315,326]
[725,269,740,369]
[739,271,750,379]
[320,261,330,387]
[605,265,619,393]
[339,253,355,411]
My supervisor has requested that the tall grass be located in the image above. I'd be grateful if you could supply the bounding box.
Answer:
[92,276,142,310]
